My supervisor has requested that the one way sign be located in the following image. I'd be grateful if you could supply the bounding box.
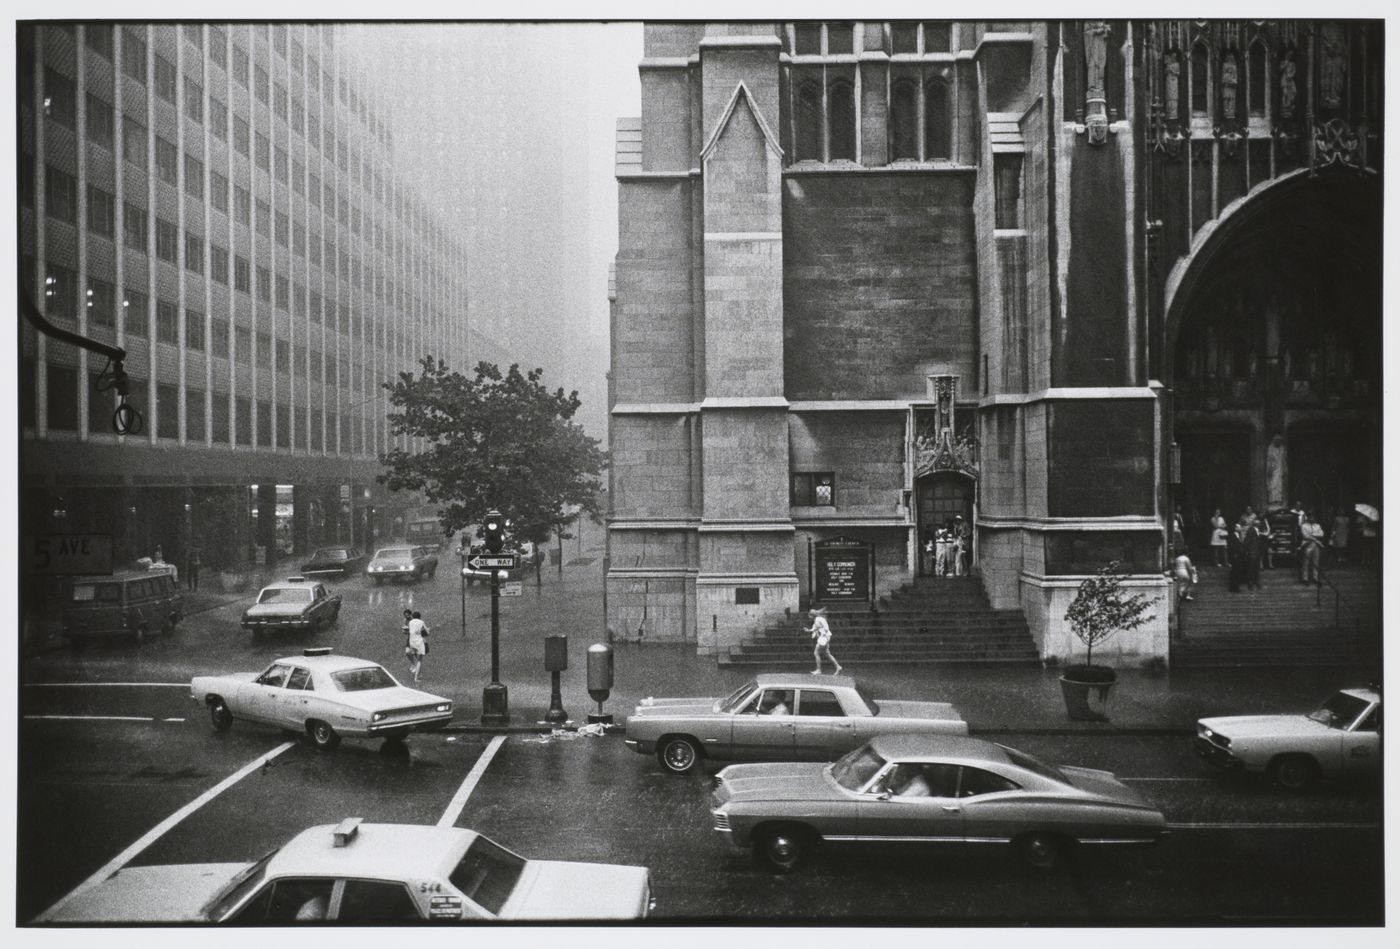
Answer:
[466,553,517,570]
[32,534,115,576]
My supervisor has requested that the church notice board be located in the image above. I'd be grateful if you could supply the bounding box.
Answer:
[811,536,874,606]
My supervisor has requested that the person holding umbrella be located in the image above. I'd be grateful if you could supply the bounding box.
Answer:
[1355,504,1379,566]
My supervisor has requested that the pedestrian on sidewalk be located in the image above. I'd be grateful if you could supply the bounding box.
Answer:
[1299,512,1324,585]
[805,607,842,675]
[1210,509,1230,566]
[405,610,429,683]
[185,545,201,591]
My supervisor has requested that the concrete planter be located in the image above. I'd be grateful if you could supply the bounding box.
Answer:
[1059,670,1116,722]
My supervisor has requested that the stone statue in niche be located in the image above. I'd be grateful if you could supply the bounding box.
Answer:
[1164,53,1181,123]
[1320,24,1347,109]
[1221,51,1239,121]
[1279,48,1298,118]
[1266,434,1287,508]
[1082,21,1112,145]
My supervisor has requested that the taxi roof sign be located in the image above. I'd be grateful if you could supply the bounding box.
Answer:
[333,817,363,847]
[304,646,334,657]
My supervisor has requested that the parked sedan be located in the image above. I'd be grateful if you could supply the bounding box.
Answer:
[626,673,968,773]
[240,578,341,639]
[42,818,654,922]
[711,734,1168,872]
[367,545,439,584]
[299,545,366,579]
[1196,686,1381,790]
[191,647,453,749]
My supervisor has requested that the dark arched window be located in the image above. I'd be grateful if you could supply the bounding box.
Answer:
[1248,41,1267,115]
[924,74,950,159]
[1191,43,1210,113]
[828,77,856,160]
[890,78,918,159]
[795,79,822,161]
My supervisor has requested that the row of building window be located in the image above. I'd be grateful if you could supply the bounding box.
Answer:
[792,68,952,163]
[72,23,393,149]
[786,21,955,56]
[31,359,375,451]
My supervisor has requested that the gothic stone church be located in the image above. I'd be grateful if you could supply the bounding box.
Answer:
[605,21,1382,662]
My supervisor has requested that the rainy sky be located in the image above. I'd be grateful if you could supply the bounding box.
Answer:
[341,22,643,439]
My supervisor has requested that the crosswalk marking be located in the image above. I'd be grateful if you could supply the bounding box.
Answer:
[437,735,507,828]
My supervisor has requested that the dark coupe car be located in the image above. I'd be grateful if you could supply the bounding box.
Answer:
[711,734,1168,872]
[299,545,366,579]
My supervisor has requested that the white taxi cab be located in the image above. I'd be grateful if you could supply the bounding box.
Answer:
[43,818,654,923]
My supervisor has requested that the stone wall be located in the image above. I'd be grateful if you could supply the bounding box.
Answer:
[782,171,979,401]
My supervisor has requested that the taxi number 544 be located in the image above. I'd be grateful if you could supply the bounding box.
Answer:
[419,882,444,894]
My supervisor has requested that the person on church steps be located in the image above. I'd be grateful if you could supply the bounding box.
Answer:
[1331,507,1350,565]
[1242,513,1262,590]
[1227,518,1248,593]
[1210,508,1230,567]
[1299,511,1325,585]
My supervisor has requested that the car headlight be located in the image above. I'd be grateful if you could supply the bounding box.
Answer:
[436,703,451,713]
[372,712,385,722]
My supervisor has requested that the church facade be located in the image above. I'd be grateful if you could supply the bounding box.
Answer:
[605,21,1382,662]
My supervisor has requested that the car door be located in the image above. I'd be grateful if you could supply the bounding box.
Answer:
[334,879,426,922]
[229,877,337,922]
[794,688,856,760]
[729,689,798,760]
[858,763,965,841]
[1341,704,1381,775]
[949,766,1025,843]
[245,663,294,724]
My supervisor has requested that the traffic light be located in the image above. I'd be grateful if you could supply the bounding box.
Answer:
[483,510,505,553]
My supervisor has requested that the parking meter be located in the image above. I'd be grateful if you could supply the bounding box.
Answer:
[586,643,614,724]
[543,635,568,724]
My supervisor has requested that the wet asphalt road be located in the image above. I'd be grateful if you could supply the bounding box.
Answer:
[16,559,1386,925]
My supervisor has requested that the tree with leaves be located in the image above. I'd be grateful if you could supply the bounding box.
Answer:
[379,358,606,548]
[1064,560,1156,674]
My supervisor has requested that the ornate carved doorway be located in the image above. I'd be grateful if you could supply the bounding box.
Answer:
[914,376,978,577]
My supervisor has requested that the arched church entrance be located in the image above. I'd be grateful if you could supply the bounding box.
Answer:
[916,472,975,576]
[1167,171,1381,554]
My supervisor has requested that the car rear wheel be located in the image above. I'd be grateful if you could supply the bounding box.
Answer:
[307,720,341,750]
[754,825,812,873]
[1015,832,1067,871]
[1270,754,1318,791]
[208,698,233,732]
[657,736,702,774]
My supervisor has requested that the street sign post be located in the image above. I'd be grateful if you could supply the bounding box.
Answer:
[466,553,517,571]
[31,534,114,575]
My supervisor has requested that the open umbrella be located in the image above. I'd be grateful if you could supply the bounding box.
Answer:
[1355,503,1380,522]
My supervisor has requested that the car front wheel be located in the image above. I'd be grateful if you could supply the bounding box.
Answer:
[755,825,811,873]
[307,719,341,750]
[1015,832,1067,871]
[657,736,702,774]
[1270,754,1318,791]
[208,698,233,732]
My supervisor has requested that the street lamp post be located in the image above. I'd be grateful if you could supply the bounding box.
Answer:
[457,541,468,642]
[480,510,510,725]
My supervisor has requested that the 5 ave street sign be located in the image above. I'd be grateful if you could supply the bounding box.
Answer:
[466,553,517,570]
[31,534,114,575]
[500,582,524,597]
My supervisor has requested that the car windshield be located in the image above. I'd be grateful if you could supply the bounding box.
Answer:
[375,548,414,562]
[448,835,527,917]
[70,582,121,602]
[830,744,887,791]
[852,683,879,715]
[313,548,348,561]
[997,744,1068,783]
[331,666,399,692]
[204,849,277,920]
[257,587,312,605]
[717,680,759,713]
[1308,691,1371,729]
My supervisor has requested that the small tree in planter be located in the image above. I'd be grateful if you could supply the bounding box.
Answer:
[1060,561,1156,720]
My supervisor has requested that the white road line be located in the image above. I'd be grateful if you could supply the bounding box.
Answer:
[34,741,296,923]
[1168,821,1379,830]
[24,682,189,688]
[437,735,507,829]
[23,715,186,723]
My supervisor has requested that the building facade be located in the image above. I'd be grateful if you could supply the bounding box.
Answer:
[606,21,1382,662]
[19,22,470,588]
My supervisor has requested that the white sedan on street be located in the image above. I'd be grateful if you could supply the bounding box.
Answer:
[45,818,654,922]
[191,647,452,749]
